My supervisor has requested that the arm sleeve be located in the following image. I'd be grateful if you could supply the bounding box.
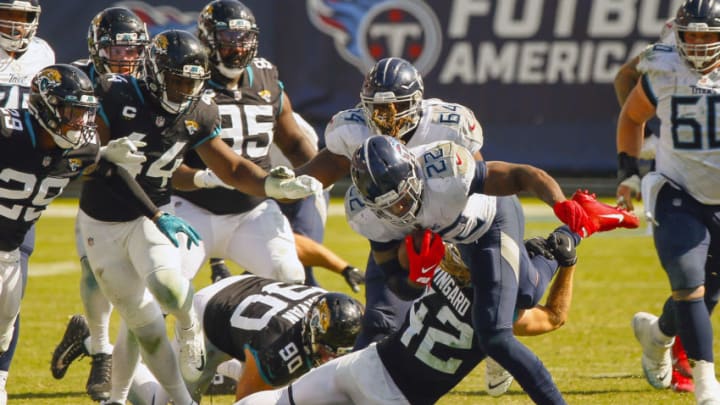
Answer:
[468,161,487,195]
[92,159,161,219]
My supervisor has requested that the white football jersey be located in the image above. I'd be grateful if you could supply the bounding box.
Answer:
[345,141,496,243]
[0,37,55,108]
[325,98,484,160]
[638,44,720,204]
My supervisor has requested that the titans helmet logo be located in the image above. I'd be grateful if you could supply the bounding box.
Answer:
[307,0,442,74]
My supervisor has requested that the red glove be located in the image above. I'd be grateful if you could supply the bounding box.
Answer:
[553,199,598,238]
[405,229,445,285]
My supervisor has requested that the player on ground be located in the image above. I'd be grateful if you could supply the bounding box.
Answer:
[76,29,321,405]
[52,275,364,403]
[295,56,484,349]
[345,136,636,403]
[616,1,720,402]
[236,233,579,405]
[0,1,53,401]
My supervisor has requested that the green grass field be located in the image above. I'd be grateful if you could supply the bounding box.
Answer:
[10,197,718,404]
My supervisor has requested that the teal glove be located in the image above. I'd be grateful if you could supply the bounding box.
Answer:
[154,213,201,249]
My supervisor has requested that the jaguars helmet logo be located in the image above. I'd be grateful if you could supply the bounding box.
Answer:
[310,299,331,334]
[37,69,62,92]
[154,34,169,54]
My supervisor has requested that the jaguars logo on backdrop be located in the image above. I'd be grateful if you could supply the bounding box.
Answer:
[112,1,198,35]
[307,0,442,74]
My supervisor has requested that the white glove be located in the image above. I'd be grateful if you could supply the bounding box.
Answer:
[638,134,658,160]
[264,165,323,200]
[193,169,233,189]
[100,137,146,165]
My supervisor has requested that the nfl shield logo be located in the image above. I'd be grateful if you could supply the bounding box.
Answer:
[156,116,165,127]
[42,156,51,167]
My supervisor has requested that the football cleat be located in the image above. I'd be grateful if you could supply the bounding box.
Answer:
[571,190,640,232]
[51,314,90,379]
[177,322,207,383]
[632,312,673,389]
[672,336,693,379]
[485,357,513,397]
[86,353,112,401]
[210,258,232,283]
[671,369,694,393]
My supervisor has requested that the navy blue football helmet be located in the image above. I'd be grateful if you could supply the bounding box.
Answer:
[360,57,424,138]
[675,0,720,72]
[197,0,259,78]
[145,30,210,114]
[351,135,423,226]
[302,292,364,367]
[0,0,40,53]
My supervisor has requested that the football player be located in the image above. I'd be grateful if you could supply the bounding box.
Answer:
[170,0,316,285]
[0,1,54,401]
[236,235,578,405]
[344,136,636,403]
[50,7,151,401]
[75,29,321,405]
[54,275,364,403]
[617,0,720,402]
[614,16,697,394]
[294,56,485,350]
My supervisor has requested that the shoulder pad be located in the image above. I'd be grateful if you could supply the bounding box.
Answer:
[249,57,278,72]
[637,44,682,74]
[326,108,368,131]
[415,141,475,180]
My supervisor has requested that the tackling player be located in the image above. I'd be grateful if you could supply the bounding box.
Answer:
[75,29,321,405]
[236,233,578,405]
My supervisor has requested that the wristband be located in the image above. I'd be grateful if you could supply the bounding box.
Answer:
[617,152,639,183]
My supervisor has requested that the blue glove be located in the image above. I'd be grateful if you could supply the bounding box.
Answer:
[154,213,201,249]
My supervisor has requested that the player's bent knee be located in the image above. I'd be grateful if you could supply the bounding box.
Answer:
[146,269,193,312]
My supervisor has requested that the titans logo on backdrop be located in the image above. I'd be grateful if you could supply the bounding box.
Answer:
[307,0,442,74]
[637,44,720,205]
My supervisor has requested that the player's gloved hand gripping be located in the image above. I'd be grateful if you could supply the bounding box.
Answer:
[342,266,365,293]
[405,229,445,286]
[264,166,323,200]
[100,137,146,165]
[153,212,202,249]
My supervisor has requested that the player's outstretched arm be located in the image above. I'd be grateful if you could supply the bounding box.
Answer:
[614,54,642,107]
[235,347,274,400]
[294,148,352,189]
[513,264,576,336]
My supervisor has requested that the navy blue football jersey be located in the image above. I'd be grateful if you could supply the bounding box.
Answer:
[202,275,325,386]
[376,271,482,405]
[0,108,99,250]
[175,58,283,215]
[79,74,221,221]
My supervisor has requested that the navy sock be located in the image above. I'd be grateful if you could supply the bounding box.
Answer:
[676,298,714,362]
[477,329,566,405]
[658,296,678,337]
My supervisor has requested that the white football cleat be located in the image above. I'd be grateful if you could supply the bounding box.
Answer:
[485,357,513,397]
[177,322,206,383]
[632,312,673,389]
[693,360,720,405]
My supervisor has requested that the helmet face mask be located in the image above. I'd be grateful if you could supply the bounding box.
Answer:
[675,0,720,73]
[198,0,259,78]
[28,65,98,149]
[360,57,424,138]
[302,293,363,367]
[0,0,40,53]
[146,30,210,114]
[351,135,424,227]
[88,7,149,77]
